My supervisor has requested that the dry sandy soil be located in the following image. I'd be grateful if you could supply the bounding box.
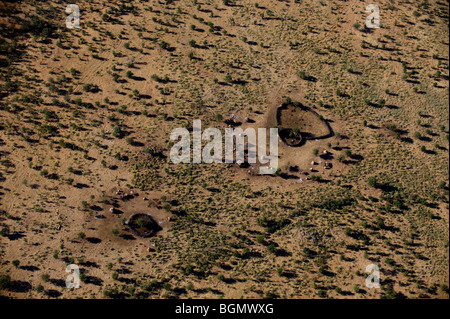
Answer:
[0,0,448,299]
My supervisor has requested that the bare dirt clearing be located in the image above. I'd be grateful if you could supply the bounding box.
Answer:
[0,0,448,300]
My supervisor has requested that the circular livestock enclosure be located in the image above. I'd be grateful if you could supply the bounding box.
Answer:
[276,102,334,147]
[278,128,304,147]
[127,213,161,238]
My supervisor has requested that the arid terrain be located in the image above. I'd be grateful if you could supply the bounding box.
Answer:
[0,0,448,299]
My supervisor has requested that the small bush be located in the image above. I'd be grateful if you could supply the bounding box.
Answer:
[0,275,11,290]
[368,176,377,188]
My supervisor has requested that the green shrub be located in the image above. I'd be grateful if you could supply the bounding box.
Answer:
[0,275,11,290]
[368,176,377,188]
[41,274,50,282]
